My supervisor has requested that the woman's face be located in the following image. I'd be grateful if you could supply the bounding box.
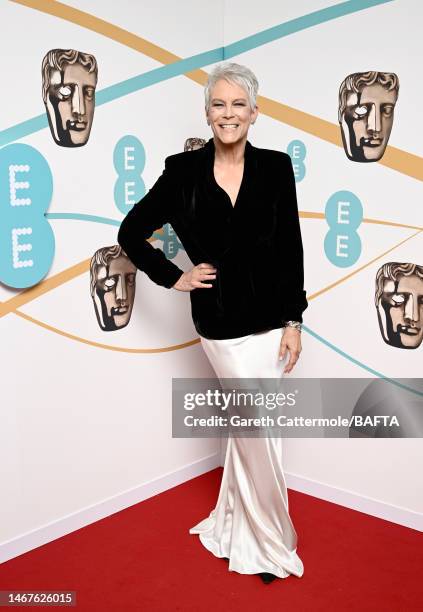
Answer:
[206,78,258,146]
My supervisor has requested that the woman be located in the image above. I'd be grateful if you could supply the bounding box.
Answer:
[117,62,307,584]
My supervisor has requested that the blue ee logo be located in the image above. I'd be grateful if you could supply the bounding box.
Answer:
[114,135,184,261]
[113,135,146,214]
[324,191,362,267]
[287,140,306,182]
[154,223,184,260]
[0,144,55,288]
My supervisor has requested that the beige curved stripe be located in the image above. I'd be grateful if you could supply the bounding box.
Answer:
[5,0,423,351]
[10,0,207,83]
[361,217,422,230]
[10,0,423,181]
[258,97,423,181]
[302,211,422,231]
[308,228,423,300]
[1,228,420,352]
[0,259,90,318]
[14,310,200,352]
[0,218,421,320]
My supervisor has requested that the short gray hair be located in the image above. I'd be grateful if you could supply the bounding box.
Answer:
[204,62,259,112]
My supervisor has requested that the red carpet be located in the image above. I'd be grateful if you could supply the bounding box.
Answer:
[0,468,422,611]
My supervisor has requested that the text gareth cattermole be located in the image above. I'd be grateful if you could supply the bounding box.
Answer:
[183,389,297,411]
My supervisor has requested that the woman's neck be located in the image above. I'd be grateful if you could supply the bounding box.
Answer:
[213,137,247,165]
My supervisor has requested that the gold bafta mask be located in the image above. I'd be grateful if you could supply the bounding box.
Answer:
[42,48,98,147]
[375,262,423,349]
[338,71,399,162]
[90,245,137,331]
[184,137,207,151]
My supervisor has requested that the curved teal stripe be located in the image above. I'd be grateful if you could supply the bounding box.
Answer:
[44,214,421,395]
[0,48,221,146]
[224,0,393,57]
[302,325,423,397]
[46,212,121,226]
[97,48,223,106]
[0,0,392,146]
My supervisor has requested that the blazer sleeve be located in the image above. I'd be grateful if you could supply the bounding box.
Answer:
[276,153,308,322]
[117,156,185,289]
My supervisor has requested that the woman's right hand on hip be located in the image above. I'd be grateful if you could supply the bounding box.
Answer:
[172,263,217,291]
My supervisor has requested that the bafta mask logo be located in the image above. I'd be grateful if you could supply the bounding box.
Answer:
[375,262,423,349]
[90,245,137,331]
[184,137,207,151]
[338,71,399,162]
[42,48,98,147]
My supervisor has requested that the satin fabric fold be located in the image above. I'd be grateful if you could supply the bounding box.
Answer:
[189,327,304,579]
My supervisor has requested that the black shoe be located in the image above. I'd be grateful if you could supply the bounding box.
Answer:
[258,572,277,584]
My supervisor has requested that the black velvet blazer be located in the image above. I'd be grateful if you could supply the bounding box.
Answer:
[117,138,307,340]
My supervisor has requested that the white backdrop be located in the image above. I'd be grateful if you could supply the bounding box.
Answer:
[1,0,421,561]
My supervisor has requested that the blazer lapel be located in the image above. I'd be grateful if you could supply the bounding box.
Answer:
[181,138,272,263]
[230,141,276,254]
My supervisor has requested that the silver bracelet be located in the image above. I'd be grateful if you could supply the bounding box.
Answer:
[283,320,302,332]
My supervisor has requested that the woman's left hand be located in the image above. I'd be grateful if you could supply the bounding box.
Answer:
[279,327,302,374]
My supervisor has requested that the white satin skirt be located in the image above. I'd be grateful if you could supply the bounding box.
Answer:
[189,327,304,579]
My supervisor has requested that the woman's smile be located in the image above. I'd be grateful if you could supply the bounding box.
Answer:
[206,77,258,147]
